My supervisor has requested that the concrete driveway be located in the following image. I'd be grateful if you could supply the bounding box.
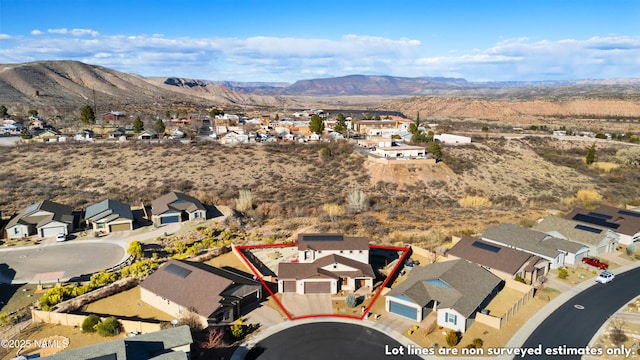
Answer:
[281,294,333,317]
[0,241,127,284]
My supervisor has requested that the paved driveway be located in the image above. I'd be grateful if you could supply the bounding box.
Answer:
[0,241,127,284]
[281,294,333,317]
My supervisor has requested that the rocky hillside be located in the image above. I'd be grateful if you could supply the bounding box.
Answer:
[0,61,297,112]
[379,97,640,124]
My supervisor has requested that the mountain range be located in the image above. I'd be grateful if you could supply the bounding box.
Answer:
[1,60,640,117]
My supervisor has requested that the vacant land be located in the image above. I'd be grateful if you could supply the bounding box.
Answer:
[1,137,638,247]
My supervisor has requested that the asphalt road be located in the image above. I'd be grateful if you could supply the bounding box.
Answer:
[522,267,640,359]
[0,241,126,283]
[245,322,423,360]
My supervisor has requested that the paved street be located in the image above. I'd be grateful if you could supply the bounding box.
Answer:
[0,241,127,283]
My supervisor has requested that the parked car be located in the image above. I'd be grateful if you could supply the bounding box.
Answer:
[595,271,615,284]
[56,233,66,242]
[581,257,608,270]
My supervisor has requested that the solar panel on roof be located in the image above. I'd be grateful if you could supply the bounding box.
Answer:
[302,234,344,242]
[471,241,501,253]
[575,224,603,234]
[573,213,620,229]
[424,279,451,289]
[164,263,192,278]
[587,212,613,220]
[618,210,640,218]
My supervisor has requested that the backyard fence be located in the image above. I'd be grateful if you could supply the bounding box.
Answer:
[31,310,162,334]
[475,280,534,330]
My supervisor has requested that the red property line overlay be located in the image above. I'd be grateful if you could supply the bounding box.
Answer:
[234,242,411,321]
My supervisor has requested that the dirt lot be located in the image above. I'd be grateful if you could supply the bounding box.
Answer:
[80,287,174,322]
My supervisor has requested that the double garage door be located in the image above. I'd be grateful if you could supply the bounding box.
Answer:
[160,215,181,224]
[303,281,331,294]
[109,223,132,232]
[389,300,418,321]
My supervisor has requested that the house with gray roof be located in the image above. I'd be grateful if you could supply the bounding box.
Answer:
[4,200,73,239]
[447,236,549,283]
[44,325,192,360]
[385,259,503,333]
[565,205,640,245]
[85,199,134,234]
[278,253,375,294]
[140,260,262,327]
[533,215,619,256]
[151,191,206,226]
[277,233,374,294]
[297,233,370,264]
[482,223,589,269]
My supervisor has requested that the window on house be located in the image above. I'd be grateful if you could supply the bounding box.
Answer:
[342,277,348,285]
[446,313,457,325]
[97,223,104,229]
[14,228,19,234]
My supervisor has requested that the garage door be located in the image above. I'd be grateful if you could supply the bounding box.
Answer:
[303,281,331,294]
[161,215,180,224]
[41,227,66,238]
[282,281,296,293]
[109,223,132,232]
[389,300,418,321]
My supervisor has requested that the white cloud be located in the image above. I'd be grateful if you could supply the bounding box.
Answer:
[48,28,99,37]
[31,29,44,35]
[0,31,638,82]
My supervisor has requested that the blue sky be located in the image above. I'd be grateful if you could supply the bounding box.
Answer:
[0,0,639,82]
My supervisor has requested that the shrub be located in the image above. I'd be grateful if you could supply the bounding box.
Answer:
[127,241,144,258]
[82,314,100,333]
[471,338,484,348]
[575,189,602,205]
[0,312,15,329]
[446,330,460,346]
[231,320,244,339]
[558,268,568,279]
[96,316,120,337]
[458,196,491,208]
[345,293,357,308]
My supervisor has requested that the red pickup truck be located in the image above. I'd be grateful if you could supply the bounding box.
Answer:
[581,257,609,270]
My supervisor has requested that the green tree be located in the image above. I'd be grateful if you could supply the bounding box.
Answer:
[586,143,597,165]
[309,114,324,134]
[80,105,95,125]
[0,105,8,118]
[333,113,347,135]
[209,108,223,118]
[28,109,38,117]
[446,330,460,346]
[274,113,279,121]
[82,314,100,333]
[165,110,171,119]
[153,118,166,135]
[96,316,120,337]
[133,117,144,133]
[428,141,442,159]
[127,240,144,258]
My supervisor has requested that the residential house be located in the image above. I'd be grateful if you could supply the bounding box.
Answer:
[109,127,126,139]
[5,200,73,239]
[151,191,206,226]
[140,260,263,327]
[138,129,157,140]
[533,215,619,255]
[433,134,472,145]
[84,199,134,234]
[374,145,427,159]
[354,120,398,137]
[385,259,503,333]
[482,223,589,268]
[43,325,193,360]
[565,205,640,245]
[102,111,124,123]
[446,236,549,283]
[277,233,374,294]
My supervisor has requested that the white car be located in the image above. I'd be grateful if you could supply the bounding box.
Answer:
[595,271,614,284]
[56,233,67,242]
